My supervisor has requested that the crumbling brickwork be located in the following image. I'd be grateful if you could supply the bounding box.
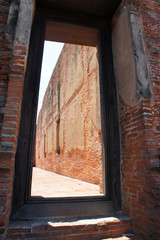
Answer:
[35,44,102,186]
[112,0,160,239]
[0,1,14,236]
[0,0,35,237]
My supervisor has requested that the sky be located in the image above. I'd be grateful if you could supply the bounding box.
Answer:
[37,41,64,115]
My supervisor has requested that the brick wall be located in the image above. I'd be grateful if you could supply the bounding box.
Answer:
[0,0,34,238]
[112,0,160,239]
[35,44,102,186]
[0,1,13,237]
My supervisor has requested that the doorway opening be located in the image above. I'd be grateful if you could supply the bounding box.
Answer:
[11,15,121,218]
[31,41,104,198]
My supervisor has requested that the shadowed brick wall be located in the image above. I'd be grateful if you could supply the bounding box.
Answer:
[0,0,35,238]
[0,1,14,236]
[35,44,102,187]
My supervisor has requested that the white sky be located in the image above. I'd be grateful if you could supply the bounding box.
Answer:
[37,41,64,115]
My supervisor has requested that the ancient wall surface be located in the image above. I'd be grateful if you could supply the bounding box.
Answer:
[0,0,35,238]
[35,44,102,186]
[112,1,160,239]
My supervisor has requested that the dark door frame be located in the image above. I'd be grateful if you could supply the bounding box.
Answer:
[11,10,121,219]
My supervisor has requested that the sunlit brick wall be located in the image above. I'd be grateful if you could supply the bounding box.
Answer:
[35,44,102,186]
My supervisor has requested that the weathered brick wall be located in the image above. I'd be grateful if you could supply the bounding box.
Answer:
[35,44,102,186]
[0,2,13,237]
[0,0,35,238]
[112,0,160,239]
[0,0,11,134]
